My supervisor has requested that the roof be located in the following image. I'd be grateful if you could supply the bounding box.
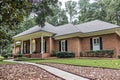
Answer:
[13,20,120,38]
[14,22,56,38]
[75,20,119,33]
[55,23,80,36]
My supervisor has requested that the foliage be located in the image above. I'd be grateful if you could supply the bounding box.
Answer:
[14,57,43,61]
[57,52,75,58]
[15,17,36,35]
[33,0,58,27]
[51,50,57,57]
[46,1,68,26]
[0,55,4,61]
[80,50,114,58]
[118,55,120,59]
[0,0,58,56]
[78,0,120,25]
[0,0,31,29]
[14,51,22,58]
[65,1,77,23]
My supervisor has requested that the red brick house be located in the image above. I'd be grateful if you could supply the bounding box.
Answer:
[13,20,120,58]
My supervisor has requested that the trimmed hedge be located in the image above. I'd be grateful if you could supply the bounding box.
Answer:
[57,52,75,58]
[80,50,114,58]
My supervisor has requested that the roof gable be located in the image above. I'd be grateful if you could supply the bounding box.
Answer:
[14,22,56,38]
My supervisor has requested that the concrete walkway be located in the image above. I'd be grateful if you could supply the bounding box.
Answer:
[4,59,89,80]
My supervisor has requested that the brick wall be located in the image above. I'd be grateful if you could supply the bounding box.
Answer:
[81,33,119,58]
[54,37,82,57]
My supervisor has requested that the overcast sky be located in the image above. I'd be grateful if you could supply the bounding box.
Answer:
[59,0,95,8]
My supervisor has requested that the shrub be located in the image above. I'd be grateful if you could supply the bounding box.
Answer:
[51,50,57,57]
[80,50,114,58]
[8,53,13,57]
[118,55,120,59]
[0,55,4,61]
[17,54,22,57]
[14,57,43,61]
[57,52,75,58]
[3,54,8,59]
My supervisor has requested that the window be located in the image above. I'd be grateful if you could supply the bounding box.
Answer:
[92,37,100,50]
[43,40,46,53]
[23,42,26,53]
[61,40,67,52]
[93,37,100,45]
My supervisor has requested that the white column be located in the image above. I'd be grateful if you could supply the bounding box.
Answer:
[49,36,52,54]
[41,35,44,54]
[21,40,23,54]
[14,41,16,54]
[30,38,32,54]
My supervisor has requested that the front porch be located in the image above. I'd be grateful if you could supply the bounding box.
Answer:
[13,31,54,58]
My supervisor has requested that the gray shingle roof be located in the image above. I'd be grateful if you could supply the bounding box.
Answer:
[55,23,80,36]
[13,22,56,38]
[13,20,120,38]
[75,20,120,33]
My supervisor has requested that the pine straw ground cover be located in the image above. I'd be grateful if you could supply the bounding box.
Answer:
[0,64,63,80]
[41,63,120,80]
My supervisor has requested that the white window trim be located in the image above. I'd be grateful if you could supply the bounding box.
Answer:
[92,37,100,50]
[61,40,66,52]
[92,37,100,45]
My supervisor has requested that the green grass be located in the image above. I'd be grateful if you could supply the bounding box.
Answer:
[20,58,120,69]
[0,61,15,64]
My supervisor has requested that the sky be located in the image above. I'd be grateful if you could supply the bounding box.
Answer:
[59,0,95,8]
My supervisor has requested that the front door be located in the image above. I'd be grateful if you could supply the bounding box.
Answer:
[92,37,100,50]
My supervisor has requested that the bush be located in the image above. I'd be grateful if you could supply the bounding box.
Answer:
[14,57,43,61]
[57,52,75,58]
[7,53,13,57]
[3,54,8,59]
[80,50,114,58]
[0,55,4,61]
[51,50,57,57]
[17,54,22,57]
[118,55,120,59]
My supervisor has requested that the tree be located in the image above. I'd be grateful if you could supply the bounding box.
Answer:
[104,0,120,25]
[46,1,68,26]
[65,1,77,23]
[15,17,36,35]
[0,0,58,54]
[78,0,92,23]
[33,0,58,27]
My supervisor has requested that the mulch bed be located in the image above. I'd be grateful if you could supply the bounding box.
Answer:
[41,63,120,80]
[0,64,63,80]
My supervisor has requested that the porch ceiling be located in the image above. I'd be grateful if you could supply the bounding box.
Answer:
[13,31,53,41]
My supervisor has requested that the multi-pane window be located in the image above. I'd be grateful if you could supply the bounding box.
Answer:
[93,37,100,45]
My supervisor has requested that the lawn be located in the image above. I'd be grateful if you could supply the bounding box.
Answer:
[18,58,120,69]
[0,61,15,64]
